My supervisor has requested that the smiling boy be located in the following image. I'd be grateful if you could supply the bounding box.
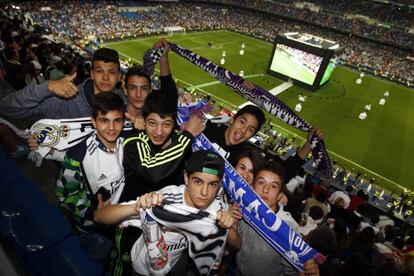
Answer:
[94,150,235,275]
[121,89,205,201]
[55,93,126,261]
[0,47,126,119]
[56,93,126,227]
[203,105,265,158]
[230,162,319,276]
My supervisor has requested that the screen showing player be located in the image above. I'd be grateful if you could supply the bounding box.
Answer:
[270,44,323,85]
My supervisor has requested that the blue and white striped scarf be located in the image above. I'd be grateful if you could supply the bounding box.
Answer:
[176,101,322,271]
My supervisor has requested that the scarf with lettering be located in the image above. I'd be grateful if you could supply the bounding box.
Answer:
[175,101,323,271]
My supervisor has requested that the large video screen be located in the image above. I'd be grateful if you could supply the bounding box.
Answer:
[269,44,323,85]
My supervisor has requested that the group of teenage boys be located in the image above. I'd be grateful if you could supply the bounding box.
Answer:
[0,38,322,276]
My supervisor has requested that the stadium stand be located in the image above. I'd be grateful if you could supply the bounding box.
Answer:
[6,0,412,86]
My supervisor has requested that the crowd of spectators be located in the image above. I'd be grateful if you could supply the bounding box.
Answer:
[3,0,412,86]
[195,0,414,48]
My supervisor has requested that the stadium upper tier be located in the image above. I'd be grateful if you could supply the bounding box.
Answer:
[186,0,414,50]
[3,1,413,86]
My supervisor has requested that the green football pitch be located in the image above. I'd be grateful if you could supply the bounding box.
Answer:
[105,30,414,193]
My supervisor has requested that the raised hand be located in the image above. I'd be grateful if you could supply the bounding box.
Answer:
[136,192,163,211]
[217,210,235,229]
[48,72,78,98]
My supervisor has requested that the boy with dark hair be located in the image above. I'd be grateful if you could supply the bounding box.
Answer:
[124,39,177,126]
[233,105,266,132]
[94,150,236,276]
[116,89,204,275]
[55,92,126,261]
[121,89,203,201]
[56,92,126,224]
[203,104,323,181]
[0,47,125,119]
[203,104,265,158]
[92,47,120,68]
[229,161,319,276]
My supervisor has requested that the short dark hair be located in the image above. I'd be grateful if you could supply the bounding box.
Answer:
[92,93,125,119]
[92,47,120,70]
[142,90,178,122]
[256,161,287,189]
[125,65,151,86]
[229,147,265,177]
[309,206,324,220]
[234,105,265,133]
[307,226,336,255]
[357,189,366,198]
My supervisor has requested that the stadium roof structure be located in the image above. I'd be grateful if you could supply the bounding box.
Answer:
[283,32,340,50]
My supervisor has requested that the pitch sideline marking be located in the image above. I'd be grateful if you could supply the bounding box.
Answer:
[268,123,405,191]
[187,73,265,90]
[104,30,225,46]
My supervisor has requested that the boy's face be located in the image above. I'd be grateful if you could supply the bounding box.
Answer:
[92,110,124,149]
[225,113,259,146]
[184,172,221,210]
[144,113,174,146]
[253,170,282,212]
[91,60,120,93]
[125,75,151,110]
[235,157,254,185]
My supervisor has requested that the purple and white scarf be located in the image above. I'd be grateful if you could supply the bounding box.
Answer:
[144,43,332,178]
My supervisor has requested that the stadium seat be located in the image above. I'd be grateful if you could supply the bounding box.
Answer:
[0,154,48,224]
[2,203,72,252]
[0,178,47,223]
[0,153,25,184]
[18,235,103,276]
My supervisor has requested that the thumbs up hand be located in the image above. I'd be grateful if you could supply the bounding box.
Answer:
[47,72,78,98]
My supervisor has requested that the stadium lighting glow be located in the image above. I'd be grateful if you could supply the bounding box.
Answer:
[283,32,339,49]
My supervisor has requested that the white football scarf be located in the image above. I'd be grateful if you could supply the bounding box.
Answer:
[122,202,227,276]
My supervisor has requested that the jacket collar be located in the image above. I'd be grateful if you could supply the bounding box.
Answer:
[84,79,95,107]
